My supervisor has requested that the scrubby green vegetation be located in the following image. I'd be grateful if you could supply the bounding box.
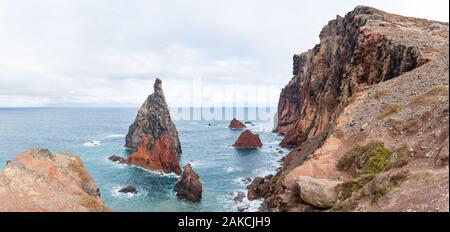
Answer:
[362,146,392,175]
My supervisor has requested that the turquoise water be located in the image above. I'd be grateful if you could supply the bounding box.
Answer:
[0,107,286,212]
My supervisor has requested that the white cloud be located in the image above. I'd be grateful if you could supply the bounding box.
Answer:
[0,0,448,107]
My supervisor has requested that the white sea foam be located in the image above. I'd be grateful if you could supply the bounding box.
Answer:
[228,190,264,212]
[83,140,102,147]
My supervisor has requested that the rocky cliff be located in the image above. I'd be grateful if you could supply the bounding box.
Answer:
[125,78,182,175]
[0,148,110,212]
[259,6,449,212]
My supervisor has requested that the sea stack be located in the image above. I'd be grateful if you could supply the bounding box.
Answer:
[232,130,263,149]
[173,164,202,202]
[229,118,246,129]
[0,148,110,212]
[125,78,182,175]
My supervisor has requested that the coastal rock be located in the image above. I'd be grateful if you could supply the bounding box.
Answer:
[0,148,110,212]
[232,130,263,149]
[234,191,246,203]
[296,176,341,209]
[119,186,138,194]
[174,164,202,202]
[247,177,270,200]
[229,118,246,129]
[125,78,182,175]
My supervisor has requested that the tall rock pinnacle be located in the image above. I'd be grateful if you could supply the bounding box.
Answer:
[125,78,182,175]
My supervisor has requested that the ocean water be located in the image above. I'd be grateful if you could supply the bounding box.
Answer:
[0,107,287,212]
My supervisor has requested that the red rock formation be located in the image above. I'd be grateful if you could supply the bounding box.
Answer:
[276,6,436,148]
[232,130,263,149]
[128,133,181,175]
[229,118,246,129]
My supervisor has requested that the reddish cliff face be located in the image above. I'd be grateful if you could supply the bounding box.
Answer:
[125,78,182,175]
[276,6,442,148]
[232,130,263,149]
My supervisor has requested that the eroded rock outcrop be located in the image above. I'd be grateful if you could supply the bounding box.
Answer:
[173,164,202,202]
[0,148,110,212]
[125,78,182,175]
[232,130,263,149]
[229,118,246,129]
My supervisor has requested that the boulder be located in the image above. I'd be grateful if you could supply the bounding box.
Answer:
[125,78,182,175]
[0,148,110,212]
[232,130,263,149]
[174,164,202,202]
[296,176,341,209]
[229,118,246,129]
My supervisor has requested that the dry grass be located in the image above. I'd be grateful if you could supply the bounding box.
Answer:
[378,103,401,119]
[373,89,390,100]
[80,194,109,212]
[408,85,449,108]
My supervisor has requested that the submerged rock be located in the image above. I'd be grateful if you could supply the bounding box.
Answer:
[0,148,110,212]
[229,118,246,129]
[296,176,341,209]
[232,130,263,149]
[125,78,182,175]
[174,164,202,202]
[119,186,138,194]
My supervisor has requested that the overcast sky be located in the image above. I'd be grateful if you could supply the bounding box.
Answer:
[0,0,448,107]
